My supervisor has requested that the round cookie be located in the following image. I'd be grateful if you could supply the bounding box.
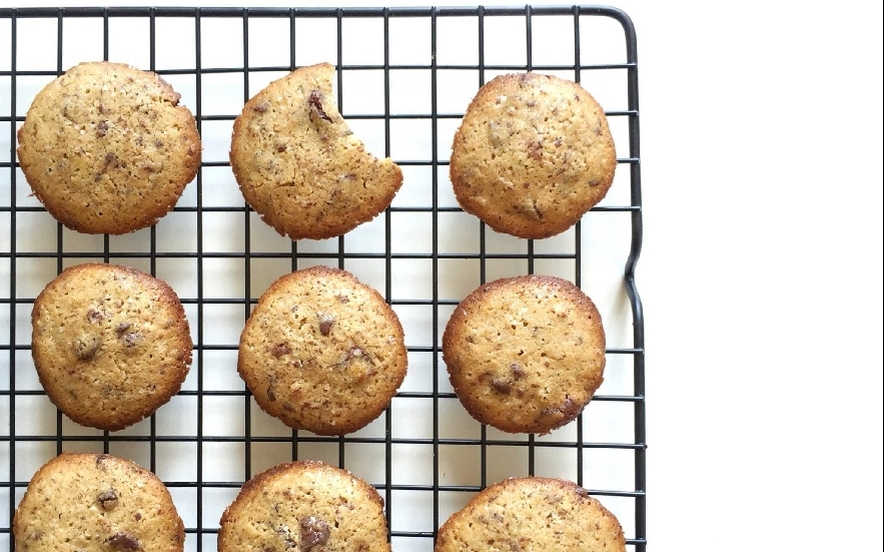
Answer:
[435,477,626,552]
[442,275,606,434]
[230,62,403,241]
[16,61,201,235]
[449,72,617,239]
[31,263,192,431]
[13,453,185,551]
[219,460,391,552]
[238,265,407,435]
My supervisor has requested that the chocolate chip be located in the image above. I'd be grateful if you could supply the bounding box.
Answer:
[276,144,287,153]
[559,397,581,418]
[510,363,525,380]
[115,322,131,334]
[96,120,109,137]
[108,532,141,550]
[527,141,543,161]
[539,397,582,423]
[94,151,122,181]
[253,101,269,113]
[300,516,330,551]
[134,512,142,521]
[98,488,118,510]
[87,309,104,323]
[308,90,333,122]
[267,386,277,402]
[74,336,101,361]
[318,314,335,336]
[336,294,350,303]
[344,346,364,362]
[491,377,511,395]
[271,343,291,358]
[588,178,601,187]
[121,331,141,348]
[531,200,544,219]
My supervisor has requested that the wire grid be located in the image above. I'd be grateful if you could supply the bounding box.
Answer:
[0,5,644,552]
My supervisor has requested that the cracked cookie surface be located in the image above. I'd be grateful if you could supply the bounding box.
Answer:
[16,61,201,235]
[230,62,403,241]
[13,453,185,552]
[31,263,192,431]
[450,72,616,239]
[435,477,626,552]
[219,460,390,552]
[238,265,407,435]
[442,275,605,435]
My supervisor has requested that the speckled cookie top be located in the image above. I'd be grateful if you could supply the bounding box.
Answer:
[449,72,616,239]
[31,263,192,431]
[13,453,185,552]
[238,265,407,435]
[218,460,391,552]
[442,275,606,435]
[435,477,626,552]
[16,61,201,235]
[230,62,403,241]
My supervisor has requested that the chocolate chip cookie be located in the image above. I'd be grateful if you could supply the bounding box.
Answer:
[13,453,185,551]
[218,460,390,552]
[31,263,192,431]
[230,62,403,240]
[238,265,407,435]
[16,61,201,234]
[436,477,626,552]
[449,72,616,239]
[442,275,606,434]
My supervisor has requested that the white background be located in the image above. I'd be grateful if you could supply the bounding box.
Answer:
[4,0,884,550]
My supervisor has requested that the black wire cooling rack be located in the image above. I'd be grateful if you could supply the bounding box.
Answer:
[0,5,644,551]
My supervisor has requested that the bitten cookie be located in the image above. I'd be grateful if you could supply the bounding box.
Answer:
[230,62,403,240]
[219,460,391,552]
[31,263,192,431]
[16,61,201,235]
[238,265,407,435]
[435,477,626,552]
[442,275,606,434]
[13,453,185,551]
[449,72,616,239]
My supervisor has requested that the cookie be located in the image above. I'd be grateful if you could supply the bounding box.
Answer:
[435,477,626,552]
[442,275,606,434]
[449,72,616,239]
[16,61,201,235]
[218,460,391,552]
[13,452,185,551]
[31,263,192,431]
[238,265,407,435]
[229,62,403,241]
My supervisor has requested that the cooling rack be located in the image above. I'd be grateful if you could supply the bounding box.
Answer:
[0,5,644,551]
